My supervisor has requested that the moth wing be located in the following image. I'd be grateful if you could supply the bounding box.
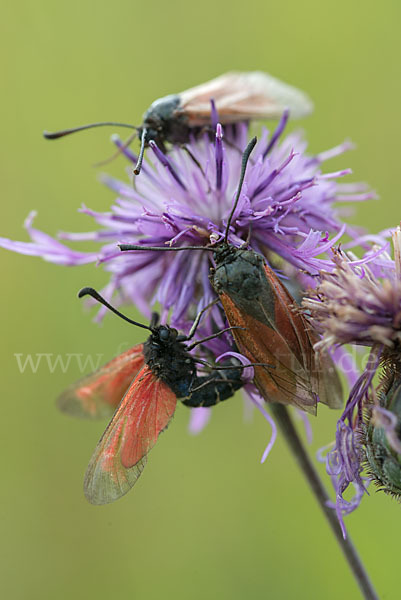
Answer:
[84,365,177,505]
[57,345,145,419]
[263,265,315,374]
[219,292,318,414]
[264,265,343,409]
[308,334,343,409]
[178,71,313,125]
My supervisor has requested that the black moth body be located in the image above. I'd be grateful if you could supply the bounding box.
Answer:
[137,71,313,151]
[144,323,243,408]
[60,287,246,505]
[137,95,190,151]
[44,71,313,174]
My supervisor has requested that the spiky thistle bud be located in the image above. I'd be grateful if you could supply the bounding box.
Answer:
[364,364,401,497]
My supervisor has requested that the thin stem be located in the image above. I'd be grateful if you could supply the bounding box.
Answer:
[270,403,378,600]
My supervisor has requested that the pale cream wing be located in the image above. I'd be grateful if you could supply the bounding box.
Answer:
[178,71,313,125]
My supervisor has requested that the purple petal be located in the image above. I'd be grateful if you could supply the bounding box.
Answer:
[188,407,212,435]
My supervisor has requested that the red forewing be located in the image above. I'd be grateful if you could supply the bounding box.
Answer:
[263,265,342,409]
[84,365,177,505]
[215,259,342,415]
[57,345,145,419]
[219,292,318,414]
[179,71,313,125]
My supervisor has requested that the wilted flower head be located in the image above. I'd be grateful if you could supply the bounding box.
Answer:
[0,116,372,333]
[319,348,380,537]
[303,228,401,351]
[304,229,401,534]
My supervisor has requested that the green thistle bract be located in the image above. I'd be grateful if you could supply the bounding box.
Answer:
[364,367,401,497]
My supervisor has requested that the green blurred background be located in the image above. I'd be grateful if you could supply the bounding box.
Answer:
[1,1,400,598]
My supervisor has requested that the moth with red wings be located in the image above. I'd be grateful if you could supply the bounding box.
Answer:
[59,288,246,505]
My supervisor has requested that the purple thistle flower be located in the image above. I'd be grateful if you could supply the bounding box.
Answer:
[3,99,386,591]
[0,117,382,525]
[247,388,278,462]
[0,120,373,334]
[188,407,212,435]
[0,212,97,266]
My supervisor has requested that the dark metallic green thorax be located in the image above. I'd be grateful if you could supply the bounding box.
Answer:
[139,94,192,148]
[211,245,274,321]
[143,324,242,407]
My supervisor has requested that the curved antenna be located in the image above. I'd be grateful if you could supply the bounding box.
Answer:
[119,243,214,252]
[149,312,160,329]
[133,128,148,175]
[182,298,220,342]
[224,136,257,244]
[43,122,138,140]
[186,326,245,351]
[78,287,152,332]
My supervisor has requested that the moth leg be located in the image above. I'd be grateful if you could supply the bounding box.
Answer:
[182,371,242,408]
[182,376,224,408]
[180,144,207,179]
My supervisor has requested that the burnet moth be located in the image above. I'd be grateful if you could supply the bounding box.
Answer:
[43,71,313,174]
[59,287,249,505]
[120,138,342,415]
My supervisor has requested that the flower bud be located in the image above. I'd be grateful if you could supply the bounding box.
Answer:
[364,368,401,497]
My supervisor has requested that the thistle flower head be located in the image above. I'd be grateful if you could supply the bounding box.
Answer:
[0,118,372,336]
[1,98,391,547]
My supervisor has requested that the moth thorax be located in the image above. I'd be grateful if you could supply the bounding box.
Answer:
[143,94,181,124]
[213,249,264,300]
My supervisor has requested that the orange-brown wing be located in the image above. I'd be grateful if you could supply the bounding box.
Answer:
[263,265,342,409]
[178,72,313,125]
[57,345,145,419]
[84,365,177,505]
[219,292,318,414]
[218,262,342,414]
[263,265,315,374]
[305,328,343,409]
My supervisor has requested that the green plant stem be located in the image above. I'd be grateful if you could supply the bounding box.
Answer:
[270,403,378,600]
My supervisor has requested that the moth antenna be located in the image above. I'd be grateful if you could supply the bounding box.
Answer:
[119,243,214,252]
[224,136,257,244]
[134,128,148,175]
[186,326,245,351]
[241,223,253,248]
[43,122,138,140]
[183,298,220,342]
[180,144,207,179]
[149,312,160,328]
[78,287,152,331]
